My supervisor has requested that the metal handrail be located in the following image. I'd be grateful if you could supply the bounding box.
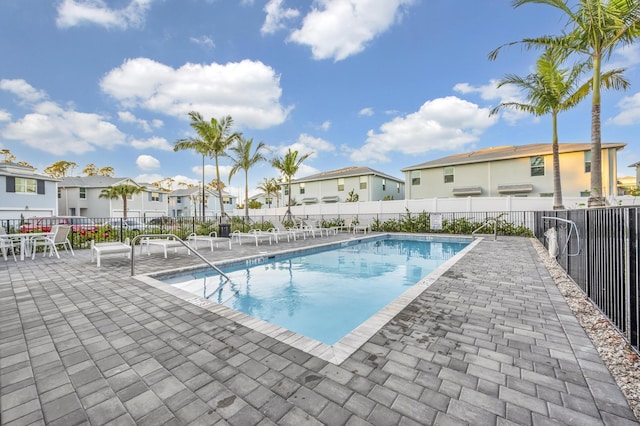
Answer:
[130,233,231,280]
[472,219,497,240]
[541,217,581,256]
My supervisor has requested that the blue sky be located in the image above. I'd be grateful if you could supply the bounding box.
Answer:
[1,0,639,198]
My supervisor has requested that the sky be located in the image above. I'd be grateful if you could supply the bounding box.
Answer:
[1,0,640,200]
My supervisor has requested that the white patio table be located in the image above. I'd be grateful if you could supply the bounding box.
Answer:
[1,232,48,261]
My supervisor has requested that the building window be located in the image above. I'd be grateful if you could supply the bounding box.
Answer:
[58,188,62,199]
[299,183,305,194]
[15,178,37,193]
[176,196,182,204]
[338,178,344,191]
[411,171,421,185]
[79,187,86,199]
[444,167,454,183]
[584,151,591,173]
[223,197,232,205]
[360,176,367,190]
[382,179,386,191]
[265,197,272,207]
[151,192,160,202]
[531,156,545,176]
[284,185,289,196]
[397,183,400,193]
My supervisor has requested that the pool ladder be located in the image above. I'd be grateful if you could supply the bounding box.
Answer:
[130,234,232,282]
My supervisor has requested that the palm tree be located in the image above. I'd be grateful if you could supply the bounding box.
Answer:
[490,0,640,207]
[491,48,611,210]
[99,183,143,219]
[271,148,312,221]
[174,111,240,220]
[257,177,281,208]
[228,137,267,220]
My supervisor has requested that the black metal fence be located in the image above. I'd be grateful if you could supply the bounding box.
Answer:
[534,207,639,352]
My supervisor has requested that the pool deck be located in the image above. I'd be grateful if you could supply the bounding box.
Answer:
[1,233,637,425]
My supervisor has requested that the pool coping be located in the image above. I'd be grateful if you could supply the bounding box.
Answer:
[134,233,482,365]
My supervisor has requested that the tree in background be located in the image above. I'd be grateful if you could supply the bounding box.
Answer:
[174,112,240,221]
[271,148,312,221]
[228,137,267,220]
[99,183,143,219]
[491,48,627,210]
[83,164,115,177]
[1,149,16,163]
[152,177,175,192]
[490,0,640,207]
[256,177,281,208]
[44,161,77,178]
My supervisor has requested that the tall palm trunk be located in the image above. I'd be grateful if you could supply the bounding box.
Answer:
[551,112,564,210]
[589,54,604,207]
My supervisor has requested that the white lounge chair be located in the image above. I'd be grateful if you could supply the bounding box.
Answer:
[186,232,231,251]
[231,229,272,246]
[91,238,131,267]
[353,219,371,234]
[268,221,306,242]
[141,236,190,258]
[302,220,329,238]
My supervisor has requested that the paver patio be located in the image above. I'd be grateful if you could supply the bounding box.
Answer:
[1,234,636,425]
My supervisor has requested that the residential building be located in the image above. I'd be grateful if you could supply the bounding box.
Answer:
[402,143,626,199]
[168,187,235,217]
[0,162,59,220]
[287,166,405,205]
[249,192,279,209]
[58,176,168,218]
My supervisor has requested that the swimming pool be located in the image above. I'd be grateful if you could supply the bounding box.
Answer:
[143,234,478,363]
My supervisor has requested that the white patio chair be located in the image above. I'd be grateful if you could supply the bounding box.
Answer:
[31,225,74,259]
[302,220,329,238]
[0,232,17,261]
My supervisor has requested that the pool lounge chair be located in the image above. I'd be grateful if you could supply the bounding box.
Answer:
[141,236,190,258]
[231,229,273,246]
[268,221,306,242]
[91,238,131,267]
[186,232,231,251]
[353,219,371,234]
[31,225,74,259]
[302,220,330,238]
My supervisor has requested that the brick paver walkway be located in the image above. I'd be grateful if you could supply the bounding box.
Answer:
[1,234,636,425]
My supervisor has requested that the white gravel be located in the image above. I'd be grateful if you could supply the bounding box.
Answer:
[533,239,640,420]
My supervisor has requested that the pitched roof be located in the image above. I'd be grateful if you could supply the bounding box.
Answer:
[291,166,403,184]
[0,162,58,181]
[401,143,627,171]
[59,176,137,188]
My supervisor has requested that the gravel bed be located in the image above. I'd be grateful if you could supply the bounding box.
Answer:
[533,239,640,420]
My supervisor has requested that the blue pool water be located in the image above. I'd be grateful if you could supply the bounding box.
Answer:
[161,236,469,345]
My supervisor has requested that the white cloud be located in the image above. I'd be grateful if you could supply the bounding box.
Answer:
[0,110,11,121]
[0,79,47,104]
[608,92,640,126]
[274,133,335,160]
[134,173,164,184]
[190,35,215,49]
[131,136,173,151]
[192,164,233,181]
[1,101,126,155]
[454,80,529,125]
[100,57,292,129]
[173,175,200,188]
[118,110,163,132]
[261,0,300,35]
[56,0,154,29]
[288,0,415,61]
[136,154,160,170]
[358,107,374,117]
[319,120,331,130]
[350,96,497,163]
